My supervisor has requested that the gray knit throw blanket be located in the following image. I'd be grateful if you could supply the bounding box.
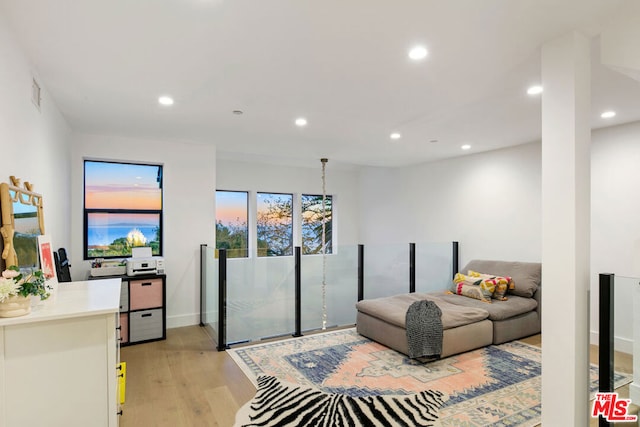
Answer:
[405,300,443,359]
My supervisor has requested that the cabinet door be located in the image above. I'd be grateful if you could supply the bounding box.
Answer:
[129,309,163,342]
[129,278,163,310]
[2,315,117,426]
[120,313,129,344]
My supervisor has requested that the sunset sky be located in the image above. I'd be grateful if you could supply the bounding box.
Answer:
[216,191,248,225]
[88,212,160,227]
[85,161,162,209]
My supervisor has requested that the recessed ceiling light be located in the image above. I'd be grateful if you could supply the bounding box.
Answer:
[601,111,616,119]
[295,117,307,127]
[461,144,471,150]
[408,46,428,60]
[527,85,543,96]
[390,132,401,140]
[158,96,174,106]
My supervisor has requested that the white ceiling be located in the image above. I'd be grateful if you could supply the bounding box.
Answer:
[2,0,640,168]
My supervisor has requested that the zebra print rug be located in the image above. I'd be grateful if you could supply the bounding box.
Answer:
[234,375,445,427]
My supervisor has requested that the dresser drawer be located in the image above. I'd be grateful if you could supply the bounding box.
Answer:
[120,281,129,311]
[129,278,163,310]
[119,313,129,344]
[129,309,163,342]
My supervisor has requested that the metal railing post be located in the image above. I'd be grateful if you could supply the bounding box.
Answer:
[598,273,614,427]
[199,244,206,326]
[293,246,302,337]
[217,249,228,351]
[452,241,459,278]
[409,243,416,293]
[358,244,364,301]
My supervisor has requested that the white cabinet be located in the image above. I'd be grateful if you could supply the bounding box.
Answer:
[0,279,121,427]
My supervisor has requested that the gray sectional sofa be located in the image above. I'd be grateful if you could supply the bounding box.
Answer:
[355,259,542,358]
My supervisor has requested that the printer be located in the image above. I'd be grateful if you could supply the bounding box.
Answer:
[126,247,165,276]
[126,257,165,276]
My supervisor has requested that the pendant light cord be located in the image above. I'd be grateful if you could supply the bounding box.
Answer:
[321,158,328,330]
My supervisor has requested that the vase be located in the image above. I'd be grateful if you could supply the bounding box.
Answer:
[0,295,32,318]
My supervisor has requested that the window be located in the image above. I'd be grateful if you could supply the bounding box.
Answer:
[301,194,333,255]
[84,160,163,259]
[215,190,249,258]
[257,192,293,257]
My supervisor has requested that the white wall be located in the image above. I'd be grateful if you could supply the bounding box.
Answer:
[216,158,361,247]
[591,120,640,352]
[358,122,640,353]
[359,142,542,266]
[0,13,72,259]
[71,133,216,328]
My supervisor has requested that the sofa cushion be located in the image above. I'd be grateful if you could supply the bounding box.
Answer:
[355,293,489,329]
[432,293,538,321]
[462,260,541,298]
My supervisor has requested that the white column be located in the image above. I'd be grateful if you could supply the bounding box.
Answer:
[541,31,591,426]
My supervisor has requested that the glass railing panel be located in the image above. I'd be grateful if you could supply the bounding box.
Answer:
[616,276,638,405]
[364,244,409,300]
[301,245,359,331]
[226,256,295,343]
[615,276,635,354]
[200,245,219,344]
[415,242,454,294]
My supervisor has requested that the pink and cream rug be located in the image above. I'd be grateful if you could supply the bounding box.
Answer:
[229,328,632,427]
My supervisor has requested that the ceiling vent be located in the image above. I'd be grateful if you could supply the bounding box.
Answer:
[31,78,41,111]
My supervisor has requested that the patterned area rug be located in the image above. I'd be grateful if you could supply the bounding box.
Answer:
[229,328,633,427]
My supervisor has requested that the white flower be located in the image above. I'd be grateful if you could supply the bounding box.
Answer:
[2,269,19,279]
[0,277,21,303]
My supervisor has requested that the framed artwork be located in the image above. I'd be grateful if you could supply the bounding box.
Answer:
[37,234,58,301]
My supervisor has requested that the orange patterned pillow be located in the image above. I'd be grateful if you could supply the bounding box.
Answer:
[449,273,492,303]
[468,270,514,301]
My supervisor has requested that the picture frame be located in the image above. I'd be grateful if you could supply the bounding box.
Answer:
[37,234,58,302]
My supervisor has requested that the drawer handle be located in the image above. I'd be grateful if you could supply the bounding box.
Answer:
[117,410,123,416]
[141,313,153,318]
[141,282,153,286]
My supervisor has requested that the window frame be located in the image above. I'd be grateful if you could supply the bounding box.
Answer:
[256,191,294,257]
[83,159,163,260]
[301,193,333,256]
[215,189,249,258]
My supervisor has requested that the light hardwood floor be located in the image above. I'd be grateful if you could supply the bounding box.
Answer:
[120,326,254,427]
[120,327,633,427]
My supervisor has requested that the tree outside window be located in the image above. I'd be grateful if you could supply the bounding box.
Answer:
[257,193,293,257]
[301,194,332,255]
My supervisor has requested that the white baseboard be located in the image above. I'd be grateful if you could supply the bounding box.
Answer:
[590,330,633,355]
[630,383,640,406]
[167,313,201,329]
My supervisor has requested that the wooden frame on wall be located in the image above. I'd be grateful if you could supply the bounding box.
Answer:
[0,176,45,269]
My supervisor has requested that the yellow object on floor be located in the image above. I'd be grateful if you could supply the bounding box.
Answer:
[117,362,126,405]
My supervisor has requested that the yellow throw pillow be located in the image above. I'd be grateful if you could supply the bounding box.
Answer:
[450,272,492,302]
[468,270,515,301]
